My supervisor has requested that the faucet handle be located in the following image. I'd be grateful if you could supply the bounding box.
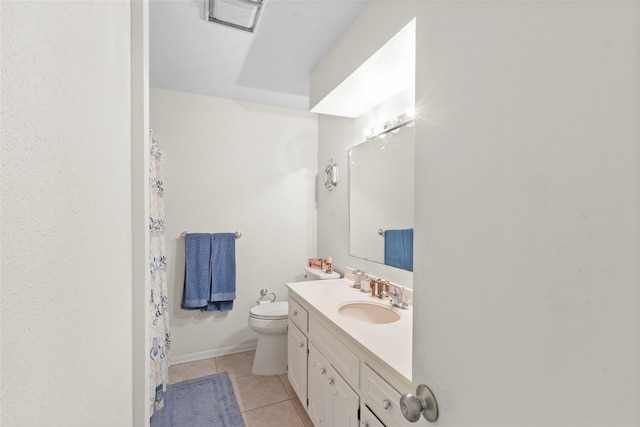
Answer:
[390,284,409,309]
[380,280,390,293]
[352,270,365,289]
[360,276,371,293]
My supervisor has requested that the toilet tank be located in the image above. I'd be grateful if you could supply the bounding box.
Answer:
[304,266,340,280]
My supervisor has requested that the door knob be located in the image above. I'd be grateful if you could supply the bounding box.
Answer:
[400,384,439,423]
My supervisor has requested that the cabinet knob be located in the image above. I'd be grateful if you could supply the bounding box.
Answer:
[382,399,391,410]
[328,377,334,386]
[299,342,304,348]
[400,384,439,423]
[293,310,298,316]
[321,367,326,375]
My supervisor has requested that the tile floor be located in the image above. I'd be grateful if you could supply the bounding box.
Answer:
[169,350,313,427]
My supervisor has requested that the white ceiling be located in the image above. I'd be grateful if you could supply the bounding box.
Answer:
[150,0,369,111]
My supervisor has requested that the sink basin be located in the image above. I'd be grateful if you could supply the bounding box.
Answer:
[338,302,401,324]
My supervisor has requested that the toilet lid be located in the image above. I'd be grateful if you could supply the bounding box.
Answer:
[249,301,289,319]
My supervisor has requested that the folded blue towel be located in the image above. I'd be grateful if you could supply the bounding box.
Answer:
[206,233,236,312]
[182,233,212,309]
[182,233,236,312]
[384,229,414,271]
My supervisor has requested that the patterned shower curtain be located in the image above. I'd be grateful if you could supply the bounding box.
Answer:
[149,132,170,415]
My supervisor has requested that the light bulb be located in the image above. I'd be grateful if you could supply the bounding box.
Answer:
[406,107,415,119]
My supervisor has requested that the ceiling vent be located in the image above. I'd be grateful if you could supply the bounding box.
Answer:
[206,0,264,33]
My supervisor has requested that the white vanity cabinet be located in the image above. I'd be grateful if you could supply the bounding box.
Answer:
[327,363,359,427]
[287,287,413,427]
[307,344,329,425]
[287,299,309,405]
[308,343,359,427]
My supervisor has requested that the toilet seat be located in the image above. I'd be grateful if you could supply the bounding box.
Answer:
[249,301,288,320]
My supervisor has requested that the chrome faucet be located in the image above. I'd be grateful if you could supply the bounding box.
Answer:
[352,269,365,289]
[381,284,409,310]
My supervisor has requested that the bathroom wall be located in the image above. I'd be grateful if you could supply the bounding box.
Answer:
[317,88,415,287]
[150,88,318,362]
[1,2,136,426]
[312,0,417,288]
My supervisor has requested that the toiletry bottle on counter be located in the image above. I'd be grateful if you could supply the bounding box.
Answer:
[325,256,333,273]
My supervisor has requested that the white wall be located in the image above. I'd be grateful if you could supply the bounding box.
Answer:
[312,0,416,287]
[1,2,135,426]
[317,88,415,287]
[150,88,317,361]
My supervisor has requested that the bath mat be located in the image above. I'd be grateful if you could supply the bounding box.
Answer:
[151,372,245,427]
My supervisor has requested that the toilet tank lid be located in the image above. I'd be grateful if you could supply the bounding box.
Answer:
[304,266,340,280]
[250,301,289,317]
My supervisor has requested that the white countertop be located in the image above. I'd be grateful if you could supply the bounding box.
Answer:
[286,278,412,382]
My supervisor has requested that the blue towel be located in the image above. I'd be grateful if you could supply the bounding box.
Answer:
[182,233,236,312]
[384,229,414,271]
[206,233,236,312]
[182,233,212,309]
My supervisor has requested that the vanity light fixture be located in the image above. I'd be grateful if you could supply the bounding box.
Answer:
[206,0,264,33]
[365,110,416,140]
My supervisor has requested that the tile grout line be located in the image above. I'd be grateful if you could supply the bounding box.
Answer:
[239,397,296,414]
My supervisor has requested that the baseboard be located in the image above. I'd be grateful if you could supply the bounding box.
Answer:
[171,341,258,365]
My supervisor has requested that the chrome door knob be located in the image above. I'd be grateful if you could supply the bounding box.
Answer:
[400,384,439,423]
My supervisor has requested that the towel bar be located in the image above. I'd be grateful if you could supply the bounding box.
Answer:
[181,231,242,239]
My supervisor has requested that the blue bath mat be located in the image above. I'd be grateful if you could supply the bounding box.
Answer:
[151,372,245,427]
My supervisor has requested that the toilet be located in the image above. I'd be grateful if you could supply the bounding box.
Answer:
[248,301,289,375]
[248,267,340,375]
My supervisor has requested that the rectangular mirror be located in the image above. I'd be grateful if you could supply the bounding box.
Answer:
[349,125,415,271]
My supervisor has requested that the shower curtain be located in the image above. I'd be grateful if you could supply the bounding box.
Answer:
[149,132,170,415]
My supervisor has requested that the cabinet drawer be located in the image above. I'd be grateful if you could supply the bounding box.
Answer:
[361,364,408,427]
[361,406,386,427]
[288,297,308,333]
[309,318,359,387]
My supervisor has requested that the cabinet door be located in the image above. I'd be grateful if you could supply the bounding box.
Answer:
[287,320,307,404]
[308,344,329,426]
[328,366,359,427]
[360,406,386,427]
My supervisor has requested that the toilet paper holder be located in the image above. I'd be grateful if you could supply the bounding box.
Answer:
[257,288,276,304]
